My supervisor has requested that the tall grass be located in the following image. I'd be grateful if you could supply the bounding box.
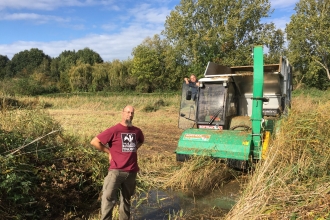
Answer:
[226,95,330,219]
[37,92,181,111]
[1,89,329,219]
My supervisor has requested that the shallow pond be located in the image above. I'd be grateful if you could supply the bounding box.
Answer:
[132,180,241,219]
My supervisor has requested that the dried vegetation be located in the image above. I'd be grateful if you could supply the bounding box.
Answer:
[0,90,329,219]
[226,95,330,220]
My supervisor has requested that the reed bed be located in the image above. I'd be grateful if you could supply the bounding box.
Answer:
[163,156,238,196]
[226,96,330,219]
[137,154,240,194]
[37,92,181,111]
[1,90,329,219]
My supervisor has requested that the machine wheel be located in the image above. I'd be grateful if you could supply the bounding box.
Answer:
[230,125,252,131]
[226,159,248,171]
[176,153,190,162]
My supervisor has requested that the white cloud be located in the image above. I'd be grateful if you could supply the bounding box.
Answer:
[101,22,119,31]
[270,0,298,9]
[0,0,114,10]
[70,24,86,30]
[0,23,163,61]
[265,0,299,30]
[129,3,171,24]
[265,17,291,30]
[0,1,172,61]
[1,13,70,23]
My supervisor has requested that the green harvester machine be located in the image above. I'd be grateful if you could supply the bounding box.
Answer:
[176,46,292,168]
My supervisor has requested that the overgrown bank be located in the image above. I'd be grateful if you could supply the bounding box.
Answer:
[0,108,109,219]
[1,90,329,219]
[226,95,330,219]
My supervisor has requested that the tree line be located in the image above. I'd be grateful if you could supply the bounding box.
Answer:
[0,0,329,96]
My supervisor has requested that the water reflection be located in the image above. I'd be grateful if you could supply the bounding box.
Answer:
[132,181,240,220]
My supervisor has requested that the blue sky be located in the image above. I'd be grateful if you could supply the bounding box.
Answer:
[0,0,299,61]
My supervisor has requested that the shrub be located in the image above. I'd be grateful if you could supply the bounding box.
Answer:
[0,109,107,219]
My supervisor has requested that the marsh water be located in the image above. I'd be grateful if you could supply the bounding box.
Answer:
[131,180,241,220]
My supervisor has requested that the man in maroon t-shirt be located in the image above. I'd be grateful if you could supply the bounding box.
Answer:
[90,105,144,220]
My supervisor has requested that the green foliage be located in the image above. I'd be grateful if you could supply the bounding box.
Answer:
[0,109,107,219]
[9,48,51,77]
[4,0,330,93]
[264,29,287,64]
[286,0,330,89]
[132,35,164,92]
[76,47,104,65]
[132,35,184,92]
[57,49,105,92]
[162,0,282,75]
[0,77,58,96]
[108,59,135,92]
[16,77,46,95]
[69,62,94,92]
[0,55,9,79]
[58,50,78,92]
[292,87,330,102]
[91,63,110,91]
[50,57,60,81]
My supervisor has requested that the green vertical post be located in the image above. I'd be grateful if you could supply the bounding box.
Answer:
[251,46,264,159]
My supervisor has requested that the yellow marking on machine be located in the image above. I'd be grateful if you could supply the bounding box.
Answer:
[242,140,250,146]
[262,131,270,159]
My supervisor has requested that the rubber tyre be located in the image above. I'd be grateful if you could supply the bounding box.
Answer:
[176,153,190,162]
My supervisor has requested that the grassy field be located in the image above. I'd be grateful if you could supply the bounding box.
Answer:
[40,93,237,219]
[1,89,329,219]
[40,93,183,157]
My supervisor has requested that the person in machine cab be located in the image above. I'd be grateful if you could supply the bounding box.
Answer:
[184,74,200,101]
[184,74,200,87]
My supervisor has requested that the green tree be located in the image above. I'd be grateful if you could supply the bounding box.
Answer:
[92,63,109,92]
[162,0,282,74]
[108,59,127,91]
[286,0,330,89]
[9,48,51,76]
[34,57,51,76]
[57,49,104,92]
[131,35,183,92]
[264,29,287,64]
[76,47,103,65]
[121,59,137,91]
[50,57,60,82]
[0,55,9,78]
[58,50,77,92]
[68,62,94,92]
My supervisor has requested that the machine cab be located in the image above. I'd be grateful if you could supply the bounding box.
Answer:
[178,59,292,132]
[178,77,237,130]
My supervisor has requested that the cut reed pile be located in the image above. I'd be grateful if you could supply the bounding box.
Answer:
[138,155,240,196]
[226,96,330,219]
[163,156,237,196]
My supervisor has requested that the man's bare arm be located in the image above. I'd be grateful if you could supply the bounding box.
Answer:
[91,136,110,153]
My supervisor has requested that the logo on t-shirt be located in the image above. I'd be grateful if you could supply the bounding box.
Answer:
[121,133,137,152]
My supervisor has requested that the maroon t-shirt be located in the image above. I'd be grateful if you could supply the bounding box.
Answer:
[97,123,144,172]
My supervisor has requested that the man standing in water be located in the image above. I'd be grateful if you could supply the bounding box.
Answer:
[90,105,144,220]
